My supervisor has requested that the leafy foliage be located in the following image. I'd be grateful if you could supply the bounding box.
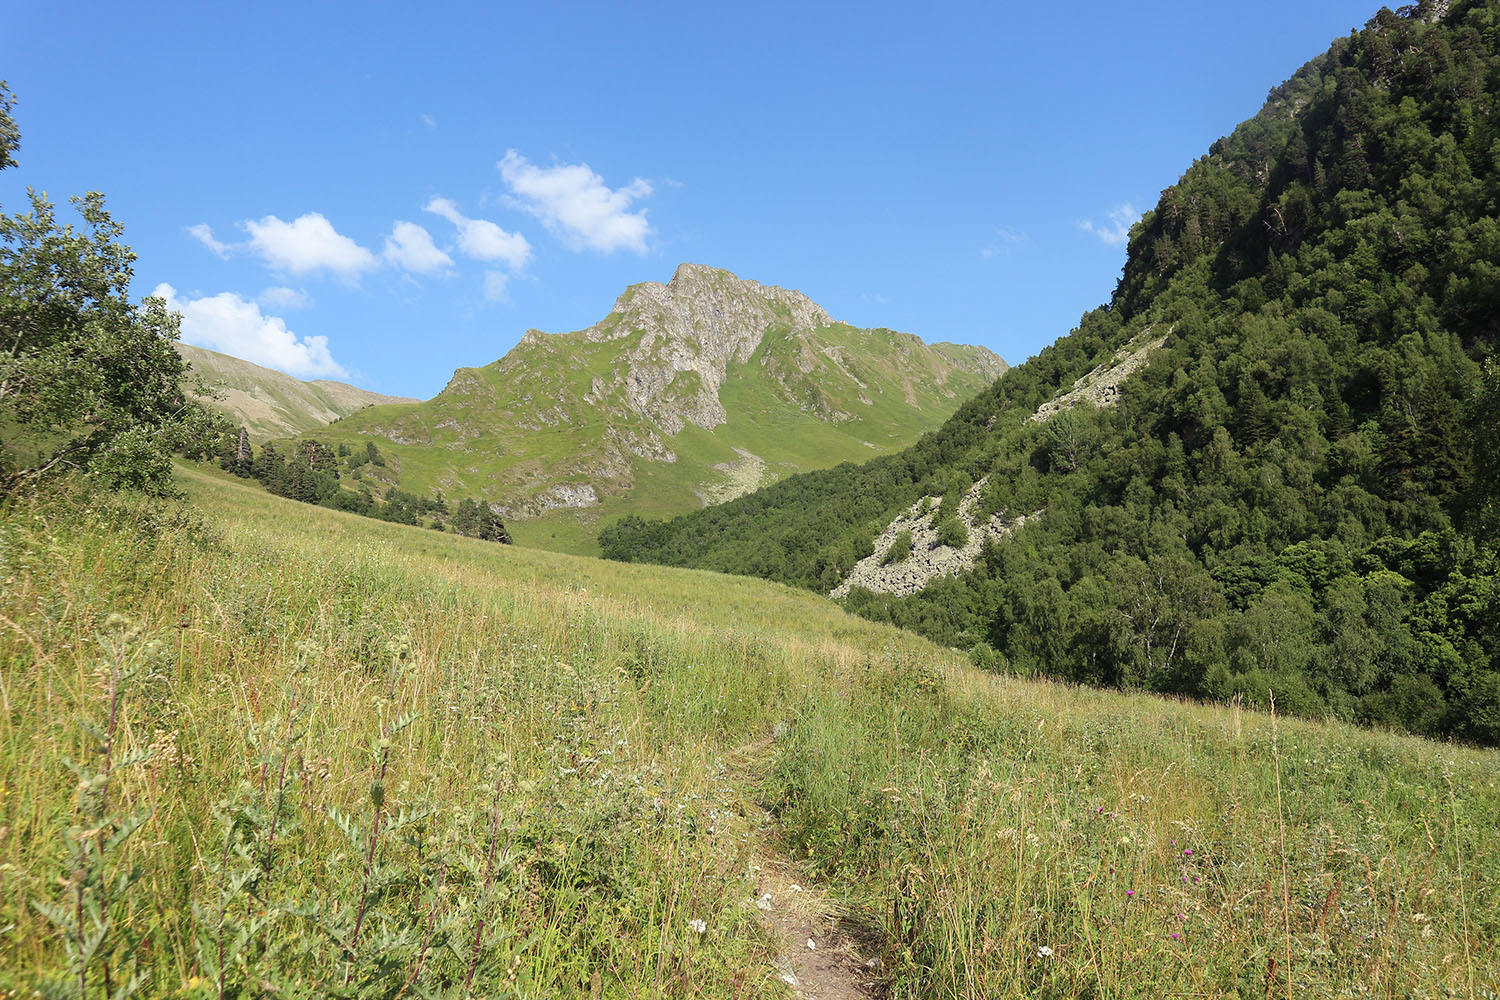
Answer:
[0,82,215,496]
[601,0,1500,744]
[220,432,513,542]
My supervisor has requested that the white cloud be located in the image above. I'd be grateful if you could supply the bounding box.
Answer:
[383,220,453,273]
[187,223,234,258]
[422,113,437,129]
[243,212,377,277]
[498,150,652,253]
[424,197,531,269]
[482,270,509,302]
[1078,204,1141,247]
[981,226,1028,259]
[258,286,312,310]
[155,283,348,379]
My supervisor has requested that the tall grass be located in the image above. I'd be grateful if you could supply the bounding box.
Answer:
[1,465,1496,997]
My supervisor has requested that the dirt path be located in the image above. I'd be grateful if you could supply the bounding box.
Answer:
[726,736,882,999]
[750,857,882,999]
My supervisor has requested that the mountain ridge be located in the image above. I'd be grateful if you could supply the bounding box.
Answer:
[311,263,1006,546]
[176,343,418,441]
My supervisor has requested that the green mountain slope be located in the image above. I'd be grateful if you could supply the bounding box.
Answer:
[176,343,418,440]
[601,0,1500,744]
[311,263,1005,550]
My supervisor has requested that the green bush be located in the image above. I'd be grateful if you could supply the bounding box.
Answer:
[934,518,968,549]
[881,530,914,565]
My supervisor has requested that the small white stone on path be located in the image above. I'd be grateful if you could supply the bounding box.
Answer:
[806,938,816,951]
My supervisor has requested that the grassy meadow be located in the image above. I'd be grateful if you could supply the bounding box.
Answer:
[0,464,1495,998]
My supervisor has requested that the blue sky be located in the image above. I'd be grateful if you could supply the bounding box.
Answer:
[5,1,1380,398]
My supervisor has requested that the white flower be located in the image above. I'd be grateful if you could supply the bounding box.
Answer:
[1038,945,1054,958]
[687,918,707,935]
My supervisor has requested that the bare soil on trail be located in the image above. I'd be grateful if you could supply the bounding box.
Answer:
[726,733,883,999]
[751,858,883,1000]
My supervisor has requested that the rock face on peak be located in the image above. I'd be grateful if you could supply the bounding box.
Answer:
[592,264,834,349]
[320,263,1007,550]
[530,264,837,434]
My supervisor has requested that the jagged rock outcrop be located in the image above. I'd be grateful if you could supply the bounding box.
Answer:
[519,263,834,434]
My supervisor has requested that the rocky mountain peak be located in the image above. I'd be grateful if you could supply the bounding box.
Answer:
[564,264,837,433]
[589,263,833,358]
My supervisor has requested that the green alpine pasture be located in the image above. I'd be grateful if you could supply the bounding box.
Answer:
[2,463,1495,998]
[307,315,1001,555]
[177,343,417,443]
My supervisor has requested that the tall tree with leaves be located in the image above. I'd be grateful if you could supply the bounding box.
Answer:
[0,82,210,495]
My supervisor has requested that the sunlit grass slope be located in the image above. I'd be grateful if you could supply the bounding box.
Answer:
[1,464,1495,998]
[313,318,1000,556]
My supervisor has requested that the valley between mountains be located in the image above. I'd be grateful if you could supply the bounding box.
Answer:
[7,2,1500,996]
[185,263,1005,553]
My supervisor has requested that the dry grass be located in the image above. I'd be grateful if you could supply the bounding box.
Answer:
[0,464,1495,998]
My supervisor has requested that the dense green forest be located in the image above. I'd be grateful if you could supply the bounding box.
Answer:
[196,431,513,542]
[602,0,1500,745]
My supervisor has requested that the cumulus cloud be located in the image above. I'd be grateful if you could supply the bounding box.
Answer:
[383,220,453,273]
[243,212,377,277]
[1078,204,1141,247]
[424,197,531,269]
[498,150,652,253]
[258,286,312,309]
[482,270,509,302]
[155,283,347,379]
[187,223,234,258]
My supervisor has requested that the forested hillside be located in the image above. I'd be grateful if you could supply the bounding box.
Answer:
[602,0,1500,744]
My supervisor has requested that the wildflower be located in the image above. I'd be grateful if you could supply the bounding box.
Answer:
[1183,848,1193,856]
[1126,889,1134,898]
[1037,945,1054,958]
[1171,932,1181,940]
[687,918,707,935]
